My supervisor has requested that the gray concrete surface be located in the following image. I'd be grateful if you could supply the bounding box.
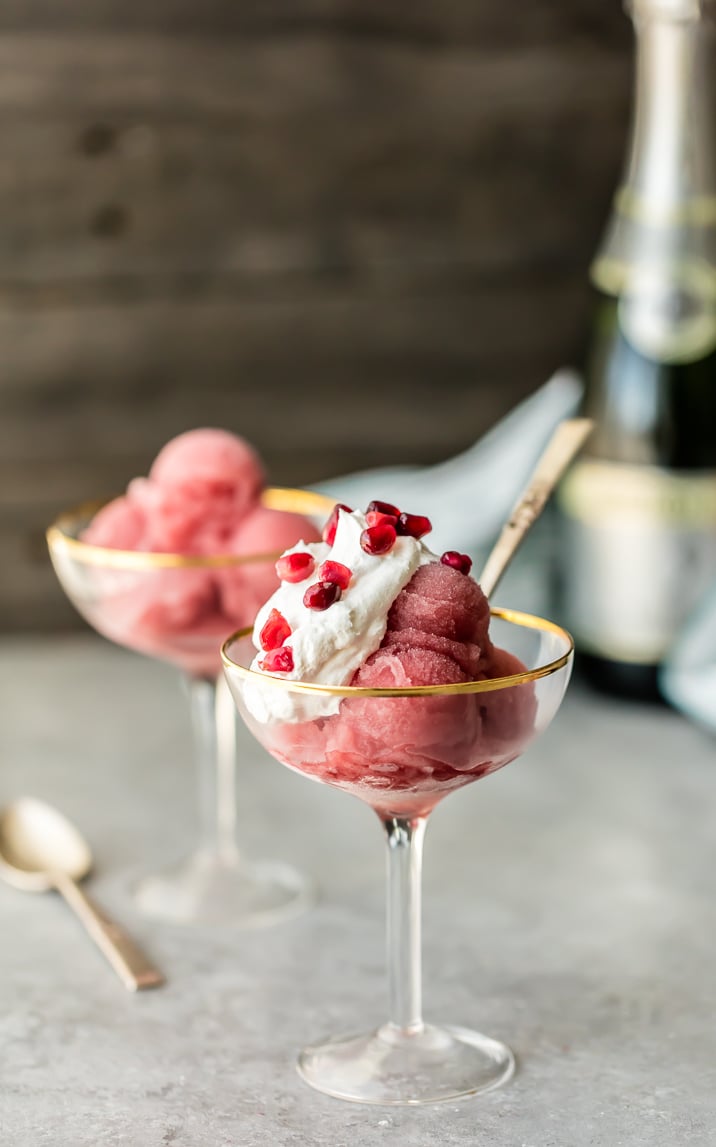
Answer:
[0,636,714,1146]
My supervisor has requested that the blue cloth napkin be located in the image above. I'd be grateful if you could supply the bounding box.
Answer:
[313,369,581,558]
[661,587,716,733]
[312,370,580,621]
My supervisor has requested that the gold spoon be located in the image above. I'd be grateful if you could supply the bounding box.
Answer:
[479,417,594,598]
[0,798,164,992]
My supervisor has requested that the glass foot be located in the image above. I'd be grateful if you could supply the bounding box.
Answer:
[297,1022,515,1106]
[131,850,315,927]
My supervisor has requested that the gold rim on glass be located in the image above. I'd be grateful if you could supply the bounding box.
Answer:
[221,608,574,699]
[46,488,336,570]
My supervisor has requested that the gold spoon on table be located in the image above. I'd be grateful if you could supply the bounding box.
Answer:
[0,798,164,992]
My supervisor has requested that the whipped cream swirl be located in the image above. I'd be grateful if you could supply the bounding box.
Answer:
[245,508,434,722]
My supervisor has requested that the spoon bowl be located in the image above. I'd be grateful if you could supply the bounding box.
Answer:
[0,798,164,991]
[0,798,92,891]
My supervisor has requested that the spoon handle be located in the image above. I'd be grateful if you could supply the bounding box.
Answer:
[478,417,594,599]
[54,874,165,992]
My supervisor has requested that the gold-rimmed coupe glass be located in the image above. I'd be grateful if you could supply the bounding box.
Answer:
[48,487,334,927]
[222,609,573,1104]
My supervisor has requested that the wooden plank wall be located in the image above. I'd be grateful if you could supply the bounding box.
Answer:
[0,0,632,630]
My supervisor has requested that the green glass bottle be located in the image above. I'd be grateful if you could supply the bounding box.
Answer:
[559,0,716,699]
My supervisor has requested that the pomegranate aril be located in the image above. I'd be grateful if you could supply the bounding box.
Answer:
[322,504,352,546]
[396,512,432,539]
[317,560,352,590]
[440,550,473,575]
[366,499,401,518]
[303,581,342,610]
[360,523,397,555]
[259,608,292,651]
[260,646,294,674]
[275,551,315,583]
[366,510,397,528]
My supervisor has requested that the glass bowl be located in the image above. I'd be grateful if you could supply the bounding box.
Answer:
[48,487,334,927]
[222,608,573,1103]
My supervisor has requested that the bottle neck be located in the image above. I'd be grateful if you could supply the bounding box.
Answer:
[592,1,716,362]
[623,3,716,221]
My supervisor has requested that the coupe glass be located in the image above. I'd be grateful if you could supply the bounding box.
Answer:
[222,609,573,1104]
[47,487,334,927]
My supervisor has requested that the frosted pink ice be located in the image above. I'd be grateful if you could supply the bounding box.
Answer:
[263,562,537,816]
[150,428,264,500]
[82,497,145,550]
[80,429,320,676]
[85,429,266,555]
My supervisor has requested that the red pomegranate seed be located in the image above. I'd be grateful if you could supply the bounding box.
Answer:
[317,560,352,590]
[396,512,432,539]
[366,499,400,517]
[260,646,294,674]
[322,504,352,546]
[360,523,397,555]
[275,551,315,583]
[441,550,473,575]
[303,581,342,610]
[259,608,292,651]
[366,510,397,528]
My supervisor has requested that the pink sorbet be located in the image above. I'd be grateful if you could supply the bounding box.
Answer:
[80,429,321,676]
[259,562,537,817]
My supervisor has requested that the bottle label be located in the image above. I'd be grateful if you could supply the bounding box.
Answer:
[559,460,716,663]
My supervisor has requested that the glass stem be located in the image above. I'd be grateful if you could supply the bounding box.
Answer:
[382,815,428,1035]
[188,674,240,867]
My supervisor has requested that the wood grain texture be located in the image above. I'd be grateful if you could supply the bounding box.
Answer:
[0,0,632,45]
[0,1,632,629]
[0,37,628,285]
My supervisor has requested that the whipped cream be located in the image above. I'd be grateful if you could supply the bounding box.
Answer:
[244,508,434,723]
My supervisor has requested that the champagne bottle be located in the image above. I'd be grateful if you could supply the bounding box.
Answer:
[559,0,716,699]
